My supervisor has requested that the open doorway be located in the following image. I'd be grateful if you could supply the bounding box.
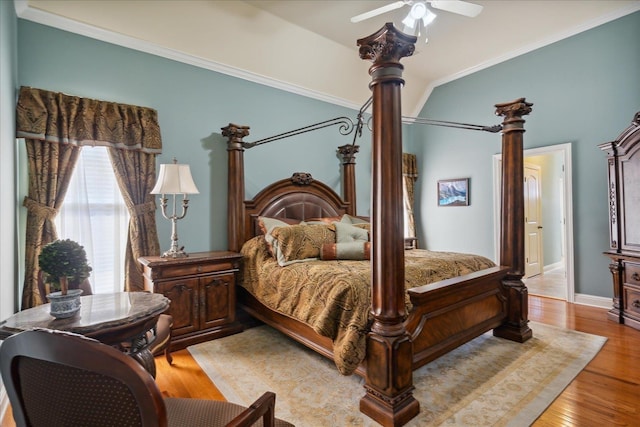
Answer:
[492,143,574,302]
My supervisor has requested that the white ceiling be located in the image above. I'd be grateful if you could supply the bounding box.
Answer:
[17,0,640,116]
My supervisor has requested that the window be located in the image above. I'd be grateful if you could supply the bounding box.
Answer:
[55,147,130,293]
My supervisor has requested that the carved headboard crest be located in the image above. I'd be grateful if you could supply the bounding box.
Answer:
[291,172,314,185]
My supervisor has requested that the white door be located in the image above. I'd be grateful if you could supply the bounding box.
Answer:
[524,164,543,278]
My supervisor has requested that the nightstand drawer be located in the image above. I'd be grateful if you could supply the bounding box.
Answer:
[624,262,640,286]
[623,286,640,317]
[152,261,236,280]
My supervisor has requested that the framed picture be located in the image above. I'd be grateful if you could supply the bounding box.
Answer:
[438,178,470,206]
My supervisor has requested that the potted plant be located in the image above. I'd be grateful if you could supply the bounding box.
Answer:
[38,239,92,318]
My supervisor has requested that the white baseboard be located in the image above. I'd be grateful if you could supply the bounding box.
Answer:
[574,293,611,309]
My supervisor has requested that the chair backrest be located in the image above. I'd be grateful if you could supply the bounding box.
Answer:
[0,328,167,427]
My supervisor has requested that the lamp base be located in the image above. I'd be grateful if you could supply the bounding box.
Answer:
[159,204,190,259]
[160,247,189,258]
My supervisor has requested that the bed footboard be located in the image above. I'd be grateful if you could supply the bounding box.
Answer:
[405,266,510,370]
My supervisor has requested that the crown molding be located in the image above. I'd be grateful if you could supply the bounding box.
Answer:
[13,0,362,112]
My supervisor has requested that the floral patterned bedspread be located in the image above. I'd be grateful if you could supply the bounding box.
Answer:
[239,236,495,375]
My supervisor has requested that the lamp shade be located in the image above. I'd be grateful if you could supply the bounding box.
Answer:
[151,163,199,195]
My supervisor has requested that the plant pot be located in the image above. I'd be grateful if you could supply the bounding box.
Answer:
[47,289,83,319]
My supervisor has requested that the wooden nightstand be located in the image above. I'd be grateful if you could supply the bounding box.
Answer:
[138,251,243,350]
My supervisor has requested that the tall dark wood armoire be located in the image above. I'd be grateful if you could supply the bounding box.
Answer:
[600,111,640,330]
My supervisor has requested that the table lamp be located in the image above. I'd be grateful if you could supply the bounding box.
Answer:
[151,158,199,258]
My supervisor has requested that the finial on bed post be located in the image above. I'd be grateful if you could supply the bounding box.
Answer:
[493,98,533,343]
[358,23,420,427]
[222,123,250,252]
[337,144,359,215]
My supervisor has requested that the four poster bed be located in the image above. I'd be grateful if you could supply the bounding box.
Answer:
[221,24,532,427]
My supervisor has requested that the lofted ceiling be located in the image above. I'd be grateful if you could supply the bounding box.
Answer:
[16,0,640,116]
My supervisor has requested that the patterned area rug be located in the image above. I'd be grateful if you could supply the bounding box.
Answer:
[188,322,606,426]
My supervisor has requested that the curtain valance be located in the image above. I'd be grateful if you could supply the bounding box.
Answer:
[16,86,162,154]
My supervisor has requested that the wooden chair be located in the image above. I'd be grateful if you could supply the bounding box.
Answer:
[36,270,174,365]
[0,328,294,427]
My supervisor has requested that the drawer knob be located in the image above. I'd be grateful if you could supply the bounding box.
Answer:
[632,272,640,281]
[633,300,640,309]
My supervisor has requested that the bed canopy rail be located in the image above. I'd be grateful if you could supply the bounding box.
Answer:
[401,115,503,133]
[230,95,503,152]
[221,95,504,254]
[236,96,371,150]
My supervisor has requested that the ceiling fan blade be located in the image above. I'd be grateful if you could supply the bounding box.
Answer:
[429,0,483,18]
[350,1,407,23]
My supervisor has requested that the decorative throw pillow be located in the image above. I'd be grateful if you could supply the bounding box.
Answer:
[258,217,297,258]
[340,214,369,224]
[351,223,370,233]
[333,221,369,243]
[258,217,293,235]
[269,224,336,266]
[321,241,371,260]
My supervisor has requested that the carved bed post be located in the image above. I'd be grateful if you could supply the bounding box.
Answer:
[222,123,250,252]
[337,144,359,215]
[358,24,420,427]
[493,99,534,343]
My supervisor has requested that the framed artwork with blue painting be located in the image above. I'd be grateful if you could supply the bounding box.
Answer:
[438,178,470,206]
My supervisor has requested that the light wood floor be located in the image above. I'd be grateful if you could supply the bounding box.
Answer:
[524,266,567,300]
[3,296,639,426]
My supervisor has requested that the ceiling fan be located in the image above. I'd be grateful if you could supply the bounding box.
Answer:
[350,1,483,23]
[350,1,483,42]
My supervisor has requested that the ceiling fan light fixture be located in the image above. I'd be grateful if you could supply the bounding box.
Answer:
[402,2,436,30]
[401,15,416,29]
[421,9,437,27]
[409,1,428,19]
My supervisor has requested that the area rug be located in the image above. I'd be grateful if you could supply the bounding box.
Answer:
[188,322,606,426]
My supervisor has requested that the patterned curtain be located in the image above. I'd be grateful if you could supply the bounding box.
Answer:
[22,141,81,307]
[108,149,160,292]
[16,87,162,308]
[403,153,419,239]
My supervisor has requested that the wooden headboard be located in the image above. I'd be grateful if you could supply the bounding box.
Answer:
[222,121,358,252]
[243,172,350,242]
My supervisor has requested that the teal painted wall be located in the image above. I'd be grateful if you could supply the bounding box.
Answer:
[412,11,640,297]
[16,20,370,257]
[1,0,18,319]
